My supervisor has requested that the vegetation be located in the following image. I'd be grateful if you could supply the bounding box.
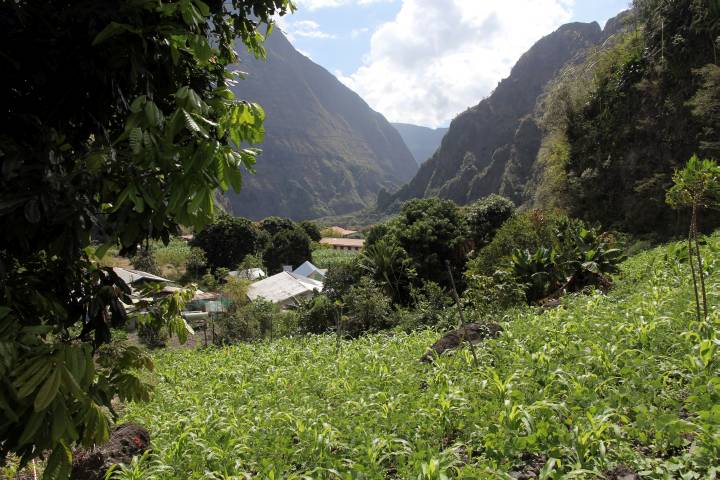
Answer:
[666,155,720,321]
[0,0,292,475]
[120,235,720,478]
[536,0,720,236]
[191,215,267,271]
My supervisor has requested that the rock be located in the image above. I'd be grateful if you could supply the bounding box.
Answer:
[420,322,502,362]
[71,423,150,480]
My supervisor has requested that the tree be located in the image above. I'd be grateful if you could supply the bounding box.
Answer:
[131,247,160,275]
[666,155,720,322]
[260,216,296,237]
[263,227,312,274]
[0,0,293,476]
[382,198,469,290]
[192,215,266,270]
[299,220,322,242]
[465,194,515,249]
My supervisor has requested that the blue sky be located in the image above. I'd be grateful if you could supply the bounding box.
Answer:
[277,0,632,127]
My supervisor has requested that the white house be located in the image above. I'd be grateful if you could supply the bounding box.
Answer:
[292,261,327,281]
[247,271,323,308]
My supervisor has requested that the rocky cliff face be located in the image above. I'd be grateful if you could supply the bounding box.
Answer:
[391,123,449,166]
[225,30,417,220]
[386,18,626,210]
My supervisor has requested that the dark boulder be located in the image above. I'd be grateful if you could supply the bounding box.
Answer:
[420,322,502,363]
[71,423,150,480]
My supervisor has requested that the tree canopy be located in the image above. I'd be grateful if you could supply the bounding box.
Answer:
[0,0,294,476]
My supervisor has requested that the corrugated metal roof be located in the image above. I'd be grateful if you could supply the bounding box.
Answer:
[293,261,325,279]
[113,267,172,284]
[247,271,323,304]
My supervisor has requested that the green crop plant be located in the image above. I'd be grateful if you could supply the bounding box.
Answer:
[114,234,720,478]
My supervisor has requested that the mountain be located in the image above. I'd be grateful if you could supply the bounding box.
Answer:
[225,30,417,221]
[382,17,627,211]
[392,123,449,165]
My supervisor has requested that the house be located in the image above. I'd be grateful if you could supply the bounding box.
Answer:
[228,268,266,281]
[319,237,365,252]
[247,271,323,308]
[112,267,172,286]
[292,261,327,281]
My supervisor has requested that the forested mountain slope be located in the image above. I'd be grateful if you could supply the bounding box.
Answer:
[382,19,624,210]
[225,30,417,220]
[531,0,720,237]
[392,123,449,165]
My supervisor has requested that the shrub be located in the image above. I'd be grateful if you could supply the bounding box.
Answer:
[215,299,278,344]
[465,194,516,249]
[298,293,338,334]
[132,248,160,275]
[399,281,454,330]
[299,221,322,242]
[342,278,393,336]
[468,210,567,276]
[263,226,312,274]
[192,215,266,271]
[185,247,208,278]
[324,260,365,302]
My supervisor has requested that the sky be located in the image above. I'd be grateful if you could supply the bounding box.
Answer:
[277,0,632,128]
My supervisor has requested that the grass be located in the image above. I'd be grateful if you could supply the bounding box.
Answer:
[119,236,720,479]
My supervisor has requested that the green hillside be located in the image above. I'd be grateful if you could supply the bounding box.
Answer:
[121,235,720,478]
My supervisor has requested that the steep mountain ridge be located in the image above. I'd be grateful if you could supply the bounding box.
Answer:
[383,16,628,211]
[225,30,417,220]
[392,123,449,165]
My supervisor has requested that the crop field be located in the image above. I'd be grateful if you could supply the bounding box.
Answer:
[120,238,720,479]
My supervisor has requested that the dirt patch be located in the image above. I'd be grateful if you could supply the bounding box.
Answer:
[70,423,150,480]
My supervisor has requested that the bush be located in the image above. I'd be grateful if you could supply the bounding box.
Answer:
[299,221,322,242]
[465,194,516,249]
[342,278,393,336]
[298,293,338,334]
[192,215,266,270]
[324,260,364,302]
[468,210,567,276]
[263,226,312,274]
[468,214,624,304]
[397,281,454,331]
[185,247,208,278]
[215,299,278,344]
[132,248,160,275]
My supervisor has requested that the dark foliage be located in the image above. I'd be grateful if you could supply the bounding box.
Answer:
[299,221,322,242]
[192,215,266,271]
[263,226,312,274]
[0,0,292,474]
[465,194,516,249]
[561,0,720,236]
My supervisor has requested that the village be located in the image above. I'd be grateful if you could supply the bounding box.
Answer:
[111,225,366,346]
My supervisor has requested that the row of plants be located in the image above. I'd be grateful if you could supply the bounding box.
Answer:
[116,231,720,478]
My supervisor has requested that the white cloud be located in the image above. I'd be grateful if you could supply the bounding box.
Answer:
[338,0,575,127]
[294,0,395,11]
[280,19,336,41]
